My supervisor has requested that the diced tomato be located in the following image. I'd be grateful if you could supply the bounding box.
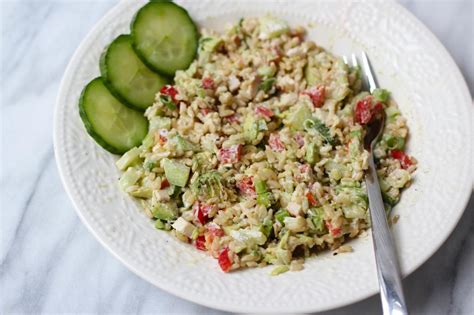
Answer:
[268,133,285,152]
[306,192,318,206]
[236,176,256,196]
[255,106,274,119]
[195,235,206,251]
[218,144,243,164]
[218,247,232,272]
[160,85,178,103]
[354,97,373,124]
[225,114,240,124]
[160,178,170,189]
[391,150,413,169]
[294,133,305,147]
[202,77,214,89]
[303,85,325,108]
[325,221,342,237]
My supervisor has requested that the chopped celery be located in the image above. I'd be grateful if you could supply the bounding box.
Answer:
[149,116,171,130]
[162,159,190,187]
[257,65,276,77]
[143,160,156,172]
[119,168,141,190]
[259,15,289,39]
[285,103,312,131]
[116,147,141,171]
[383,134,405,150]
[373,88,390,102]
[255,179,267,194]
[152,202,178,221]
[305,143,319,165]
[275,209,290,224]
[141,132,154,149]
[270,265,289,276]
[259,78,276,93]
[309,207,325,232]
[304,118,337,146]
[257,192,272,207]
[284,216,307,232]
[260,218,273,238]
[154,219,166,230]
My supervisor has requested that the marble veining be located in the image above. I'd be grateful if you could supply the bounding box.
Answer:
[0,0,472,314]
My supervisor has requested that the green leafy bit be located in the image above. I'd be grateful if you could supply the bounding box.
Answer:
[275,209,290,224]
[159,94,177,110]
[383,134,405,151]
[303,118,338,146]
[191,171,228,200]
[259,77,276,93]
[309,207,325,232]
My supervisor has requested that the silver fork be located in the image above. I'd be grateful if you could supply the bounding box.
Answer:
[344,52,408,315]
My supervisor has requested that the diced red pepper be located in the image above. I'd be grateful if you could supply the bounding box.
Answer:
[354,97,373,124]
[303,85,325,108]
[218,144,243,164]
[391,150,413,169]
[160,178,170,189]
[202,77,214,89]
[325,221,342,237]
[294,133,305,147]
[225,114,240,124]
[236,176,256,196]
[195,235,206,251]
[268,133,285,152]
[255,106,274,119]
[354,96,384,125]
[155,130,168,145]
[193,202,213,225]
[218,247,232,272]
[160,85,178,103]
[306,192,318,206]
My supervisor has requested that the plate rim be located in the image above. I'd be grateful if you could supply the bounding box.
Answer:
[53,0,474,313]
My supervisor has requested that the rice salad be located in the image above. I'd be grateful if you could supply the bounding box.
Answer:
[115,16,416,274]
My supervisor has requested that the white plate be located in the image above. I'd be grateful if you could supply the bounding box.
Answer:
[53,0,473,313]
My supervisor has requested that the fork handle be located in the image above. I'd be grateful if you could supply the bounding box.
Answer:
[366,155,408,315]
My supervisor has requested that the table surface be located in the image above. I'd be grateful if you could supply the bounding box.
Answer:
[1,0,473,314]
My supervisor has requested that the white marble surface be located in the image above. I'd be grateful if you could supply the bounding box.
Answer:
[1,0,473,314]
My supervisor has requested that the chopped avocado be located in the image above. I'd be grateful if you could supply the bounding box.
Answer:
[191,171,227,200]
[116,147,141,171]
[129,187,152,199]
[152,202,178,221]
[270,265,289,276]
[230,228,267,246]
[305,56,322,86]
[243,115,259,142]
[149,116,171,130]
[285,103,312,131]
[154,219,166,230]
[259,15,289,39]
[162,159,190,187]
[305,143,320,165]
[171,134,197,152]
[119,168,141,190]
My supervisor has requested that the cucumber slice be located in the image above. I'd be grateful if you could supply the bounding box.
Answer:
[100,35,170,111]
[131,1,199,76]
[79,78,148,154]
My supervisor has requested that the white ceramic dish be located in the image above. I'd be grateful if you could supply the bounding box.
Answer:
[53,0,473,313]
